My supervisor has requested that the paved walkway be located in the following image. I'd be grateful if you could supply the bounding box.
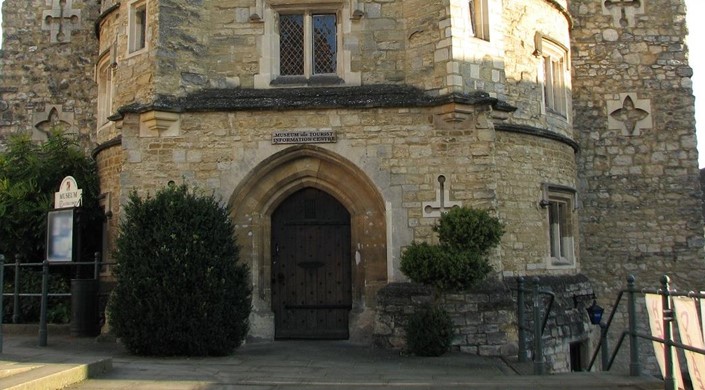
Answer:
[0,333,664,390]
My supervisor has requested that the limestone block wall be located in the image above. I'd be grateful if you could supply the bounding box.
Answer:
[93,140,124,270]
[570,0,705,372]
[494,131,577,276]
[496,0,572,138]
[401,0,447,91]
[374,275,598,373]
[0,0,100,148]
[96,0,158,111]
[115,105,503,275]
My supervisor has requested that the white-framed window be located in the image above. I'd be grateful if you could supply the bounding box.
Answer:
[541,184,576,267]
[539,38,568,117]
[469,0,489,41]
[128,0,147,54]
[96,54,114,128]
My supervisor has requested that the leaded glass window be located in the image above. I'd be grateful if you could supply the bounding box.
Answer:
[278,12,337,78]
[280,14,304,76]
[313,14,337,74]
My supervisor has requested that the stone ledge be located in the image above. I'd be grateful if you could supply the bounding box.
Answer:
[108,85,508,119]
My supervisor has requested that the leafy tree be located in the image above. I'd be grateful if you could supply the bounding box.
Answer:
[108,185,252,356]
[0,133,101,264]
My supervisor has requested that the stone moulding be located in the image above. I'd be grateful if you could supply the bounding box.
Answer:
[494,123,579,153]
[94,2,121,39]
[107,85,509,120]
[544,0,574,29]
[91,135,122,159]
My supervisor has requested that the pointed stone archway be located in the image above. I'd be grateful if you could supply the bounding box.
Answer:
[228,145,387,342]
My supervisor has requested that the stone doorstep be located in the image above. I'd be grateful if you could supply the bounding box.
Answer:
[0,358,112,390]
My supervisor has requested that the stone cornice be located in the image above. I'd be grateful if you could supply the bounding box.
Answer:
[94,2,121,39]
[108,85,506,120]
[544,0,573,29]
[494,123,579,153]
[91,135,122,159]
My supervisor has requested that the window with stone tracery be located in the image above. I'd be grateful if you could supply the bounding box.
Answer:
[469,0,489,41]
[128,0,147,54]
[96,55,113,128]
[255,1,362,88]
[542,184,576,268]
[540,39,568,117]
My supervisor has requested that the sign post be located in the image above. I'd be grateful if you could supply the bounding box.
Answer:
[41,176,90,345]
[46,176,83,263]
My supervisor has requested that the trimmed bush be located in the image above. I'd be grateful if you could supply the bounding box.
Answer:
[400,207,503,291]
[108,185,252,356]
[433,207,504,256]
[405,305,454,356]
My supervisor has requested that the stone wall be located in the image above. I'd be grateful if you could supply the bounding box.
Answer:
[374,275,599,373]
[494,130,578,275]
[570,0,705,373]
[0,0,99,150]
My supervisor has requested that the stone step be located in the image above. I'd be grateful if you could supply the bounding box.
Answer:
[0,359,112,390]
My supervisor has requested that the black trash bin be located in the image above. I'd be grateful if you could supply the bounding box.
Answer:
[70,279,99,337]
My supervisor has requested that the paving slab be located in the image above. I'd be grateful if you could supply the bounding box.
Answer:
[0,333,665,390]
[0,334,113,390]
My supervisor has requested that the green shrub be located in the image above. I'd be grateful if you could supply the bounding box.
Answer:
[433,207,504,256]
[0,134,102,265]
[400,207,503,291]
[405,305,454,357]
[108,184,252,356]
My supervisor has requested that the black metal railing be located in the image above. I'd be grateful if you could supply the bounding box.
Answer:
[587,275,705,390]
[0,252,113,352]
[515,277,555,375]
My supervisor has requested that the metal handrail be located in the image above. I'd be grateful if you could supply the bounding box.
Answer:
[0,253,113,350]
[587,289,625,371]
[539,290,555,336]
[586,275,705,390]
[515,277,557,374]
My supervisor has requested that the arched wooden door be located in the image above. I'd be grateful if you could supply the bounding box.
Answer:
[271,187,352,339]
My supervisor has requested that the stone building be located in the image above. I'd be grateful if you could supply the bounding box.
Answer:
[1,0,703,373]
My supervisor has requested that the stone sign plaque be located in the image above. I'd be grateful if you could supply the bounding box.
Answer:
[272,130,337,145]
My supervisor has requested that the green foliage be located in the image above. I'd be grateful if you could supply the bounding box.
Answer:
[433,207,505,256]
[108,184,252,356]
[2,269,70,324]
[400,207,504,291]
[400,243,493,291]
[0,133,102,263]
[405,304,453,357]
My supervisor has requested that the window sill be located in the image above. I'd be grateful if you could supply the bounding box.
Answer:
[271,75,345,87]
[546,108,568,119]
[549,256,575,267]
[124,47,148,61]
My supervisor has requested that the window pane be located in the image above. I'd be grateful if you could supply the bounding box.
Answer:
[312,14,337,74]
[280,14,304,75]
[544,57,553,109]
[135,7,146,50]
[549,202,560,257]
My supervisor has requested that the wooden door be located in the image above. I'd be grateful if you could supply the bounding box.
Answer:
[271,188,352,339]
